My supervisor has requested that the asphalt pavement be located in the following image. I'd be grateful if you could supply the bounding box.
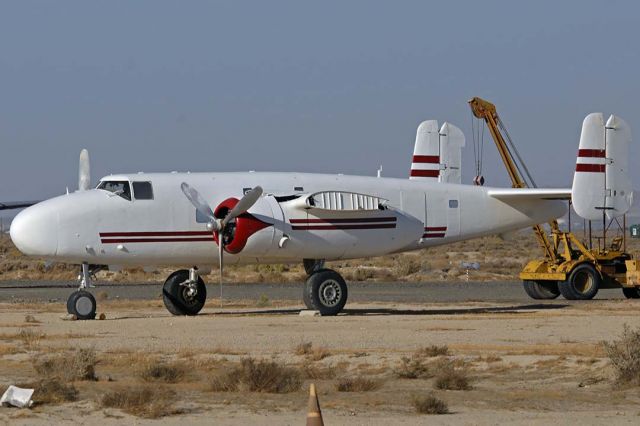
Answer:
[0,280,627,304]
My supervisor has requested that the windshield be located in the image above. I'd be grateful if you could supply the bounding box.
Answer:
[97,180,131,201]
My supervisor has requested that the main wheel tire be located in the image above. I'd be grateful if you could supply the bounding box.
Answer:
[67,290,97,320]
[302,276,317,310]
[558,264,601,300]
[523,280,560,300]
[162,270,207,316]
[622,287,640,299]
[304,269,348,316]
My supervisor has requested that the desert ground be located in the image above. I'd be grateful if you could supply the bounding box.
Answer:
[2,234,640,424]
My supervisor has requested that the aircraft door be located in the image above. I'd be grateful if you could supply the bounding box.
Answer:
[263,195,286,255]
[424,191,447,240]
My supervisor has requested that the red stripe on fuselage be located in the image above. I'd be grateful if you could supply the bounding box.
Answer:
[424,226,447,232]
[101,237,214,244]
[291,224,396,231]
[422,233,446,238]
[99,231,211,237]
[289,217,396,224]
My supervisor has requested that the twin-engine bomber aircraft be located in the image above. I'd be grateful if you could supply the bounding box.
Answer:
[7,112,632,319]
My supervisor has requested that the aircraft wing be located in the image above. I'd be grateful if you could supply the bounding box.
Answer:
[487,188,571,201]
[0,201,40,211]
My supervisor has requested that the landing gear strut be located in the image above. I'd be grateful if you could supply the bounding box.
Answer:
[67,262,97,320]
[162,268,207,316]
[303,264,348,316]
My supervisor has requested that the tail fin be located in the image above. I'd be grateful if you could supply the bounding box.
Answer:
[571,113,633,220]
[409,120,465,184]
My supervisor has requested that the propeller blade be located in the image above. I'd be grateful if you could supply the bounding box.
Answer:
[180,183,217,225]
[78,149,91,191]
[218,235,224,306]
[221,186,263,228]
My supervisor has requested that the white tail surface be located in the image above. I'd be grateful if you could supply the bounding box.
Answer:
[410,120,440,180]
[572,113,633,220]
[438,122,465,184]
[605,115,633,219]
[78,149,91,191]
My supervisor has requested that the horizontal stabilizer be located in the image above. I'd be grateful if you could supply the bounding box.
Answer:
[487,188,571,201]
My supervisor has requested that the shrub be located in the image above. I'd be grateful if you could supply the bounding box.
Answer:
[415,345,450,357]
[210,358,302,393]
[413,393,449,414]
[335,376,380,392]
[22,378,78,405]
[603,324,640,386]
[101,386,178,418]
[139,363,186,383]
[33,347,97,381]
[395,356,430,379]
[434,366,471,390]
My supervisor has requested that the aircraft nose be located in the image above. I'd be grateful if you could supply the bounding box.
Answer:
[10,204,58,257]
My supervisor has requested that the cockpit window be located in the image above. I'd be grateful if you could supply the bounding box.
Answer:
[132,181,154,200]
[97,181,131,201]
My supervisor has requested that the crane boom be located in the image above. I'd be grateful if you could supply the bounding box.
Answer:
[468,97,560,262]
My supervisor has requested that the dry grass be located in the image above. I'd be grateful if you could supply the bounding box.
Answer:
[434,364,472,390]
[603,324,640,387]
[294,342,331,361]
[395,356,431,379]
[139,363,186,383]
[335,376,381,392]
[33,347,97,381]
[18,328,43,350]
[23,314,40,324]
[302,364,337,380]
[20,378,78,405]
[210,358,302,393]
[416,345,450,357]
[101,386,179,419]
[413,393,449,415]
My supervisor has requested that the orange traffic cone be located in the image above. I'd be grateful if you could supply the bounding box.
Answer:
[306,383,324,426]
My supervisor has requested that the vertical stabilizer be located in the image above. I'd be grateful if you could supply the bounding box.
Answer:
[410,120,440,180]
[438,122,465,184]
[572,113,633,220]
[605,115,633,219]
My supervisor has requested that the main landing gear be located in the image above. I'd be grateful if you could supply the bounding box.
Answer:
[162,268,207,316]
[67,263,98,320]
[302,259,348,316]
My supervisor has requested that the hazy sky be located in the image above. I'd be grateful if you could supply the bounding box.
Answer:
[1,1,639,206]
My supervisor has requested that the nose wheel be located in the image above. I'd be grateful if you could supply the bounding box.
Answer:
[66,262,99,320]
[303,269,348,316]
[67,290,97,320]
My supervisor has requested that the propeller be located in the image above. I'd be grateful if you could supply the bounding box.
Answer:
[180,183,263,305]
[78,149,91,191]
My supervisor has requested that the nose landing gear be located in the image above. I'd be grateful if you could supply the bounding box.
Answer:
[66,262,98,320]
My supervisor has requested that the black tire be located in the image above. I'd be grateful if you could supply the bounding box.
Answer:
[67,290,97,320]
[304,269,348,316]
[302,275,317,310]
[558,264,601,300]
[162,270,206,316]
[522,280,560,300]
[622,287,640,299]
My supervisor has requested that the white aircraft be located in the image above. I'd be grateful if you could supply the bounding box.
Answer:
[7,114,631,319]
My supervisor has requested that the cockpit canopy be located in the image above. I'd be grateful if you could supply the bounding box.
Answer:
[97,180,154,201]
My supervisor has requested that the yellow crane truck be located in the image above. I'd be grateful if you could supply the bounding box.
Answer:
[468,97,640,300]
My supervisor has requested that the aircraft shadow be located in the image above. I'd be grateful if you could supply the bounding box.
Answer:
[197,303,569,317]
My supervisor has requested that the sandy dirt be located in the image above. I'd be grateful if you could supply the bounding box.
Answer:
[1,298,640,425]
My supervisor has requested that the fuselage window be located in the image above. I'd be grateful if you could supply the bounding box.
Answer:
[449,199,459,208]
[132,181,154,200]
[97,181,131,201]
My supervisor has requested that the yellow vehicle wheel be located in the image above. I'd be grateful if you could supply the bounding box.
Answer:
[622,288,640,299]
[559,264,600,300]
[522,280,560,300]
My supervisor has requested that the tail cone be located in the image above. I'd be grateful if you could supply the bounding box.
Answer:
[306,383,324,426]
